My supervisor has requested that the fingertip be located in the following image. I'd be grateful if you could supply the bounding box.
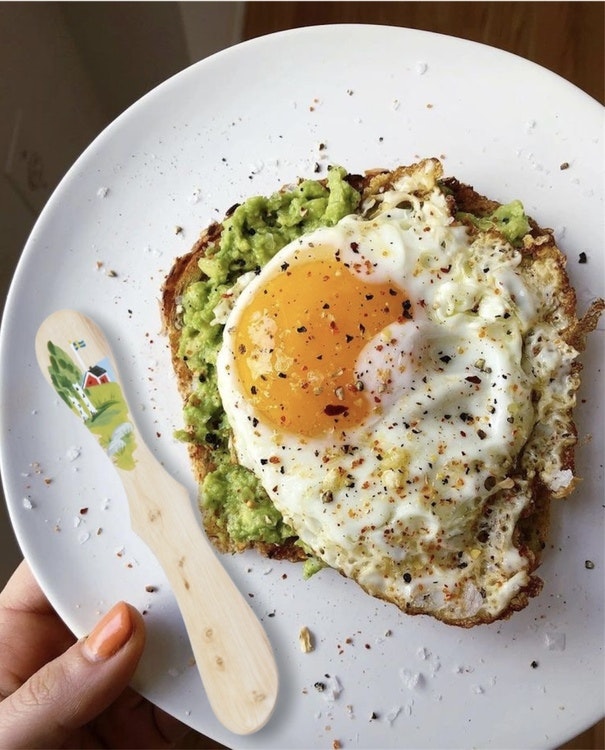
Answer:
[83,601,145,663]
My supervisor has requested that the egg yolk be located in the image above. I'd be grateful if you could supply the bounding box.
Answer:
[233,248,411,437]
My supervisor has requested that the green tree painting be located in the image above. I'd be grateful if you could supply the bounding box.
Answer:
[46,341,137,470]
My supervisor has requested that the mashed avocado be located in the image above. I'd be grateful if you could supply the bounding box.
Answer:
[459,199,530,245]
[178,167,360,550]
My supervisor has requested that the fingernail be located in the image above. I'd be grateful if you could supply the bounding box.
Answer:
[83,601,134,662]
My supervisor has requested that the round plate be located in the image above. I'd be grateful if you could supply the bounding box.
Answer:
[1,25,603,749]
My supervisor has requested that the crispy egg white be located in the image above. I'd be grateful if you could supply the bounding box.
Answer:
[216,160,579,623]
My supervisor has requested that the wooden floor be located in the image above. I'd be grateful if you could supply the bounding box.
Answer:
[182,3,604,749]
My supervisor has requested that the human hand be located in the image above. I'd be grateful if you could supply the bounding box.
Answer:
[0,560,188,748]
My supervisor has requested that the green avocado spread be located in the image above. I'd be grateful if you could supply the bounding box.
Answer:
[458,199,530,245]
[177,167,360,554]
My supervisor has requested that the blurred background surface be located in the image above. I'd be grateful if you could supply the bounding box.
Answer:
[0,3,603,748]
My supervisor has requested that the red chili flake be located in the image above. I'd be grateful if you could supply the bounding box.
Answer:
[465,375,482,384]
[79,507,89,515]
[324,404,347,416]
[269,456,281,464]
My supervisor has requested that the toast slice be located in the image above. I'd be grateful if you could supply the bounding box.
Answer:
[162,159,604,625]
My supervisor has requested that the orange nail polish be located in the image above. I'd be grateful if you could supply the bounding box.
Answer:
[83,601,133,662]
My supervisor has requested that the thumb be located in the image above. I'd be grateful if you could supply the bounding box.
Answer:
[0,601,145,749]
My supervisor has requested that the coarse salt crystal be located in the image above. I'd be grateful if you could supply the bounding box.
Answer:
[22,496,34,510]
[321,675,342,701]
[248,161,264,175]
[399,669,423,690]
[66,446,81,462]
[78,532,90,544]
[430,657,442,677]
[415,61,428,75]
[453,664,474,674]
[96,187,109,198]
[386,706,401,724]
[545,631,566,652]
[472,684,484,695]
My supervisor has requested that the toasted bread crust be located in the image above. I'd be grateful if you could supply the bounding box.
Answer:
[161,161,603,626]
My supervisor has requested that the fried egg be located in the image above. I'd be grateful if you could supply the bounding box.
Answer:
[216,159,577,624]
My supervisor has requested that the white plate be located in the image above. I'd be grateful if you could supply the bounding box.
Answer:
[1,25,603,749]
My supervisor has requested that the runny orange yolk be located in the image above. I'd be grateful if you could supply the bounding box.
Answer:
[233,249,411,437]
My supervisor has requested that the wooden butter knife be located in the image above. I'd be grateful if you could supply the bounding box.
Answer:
[35,309,278,735]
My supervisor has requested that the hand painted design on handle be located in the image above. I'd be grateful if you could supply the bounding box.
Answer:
[45,338,137,470]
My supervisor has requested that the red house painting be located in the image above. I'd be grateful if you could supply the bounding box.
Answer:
[83,365,110,388]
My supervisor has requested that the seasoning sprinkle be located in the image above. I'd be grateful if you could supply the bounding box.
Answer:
[324,404,347,416]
